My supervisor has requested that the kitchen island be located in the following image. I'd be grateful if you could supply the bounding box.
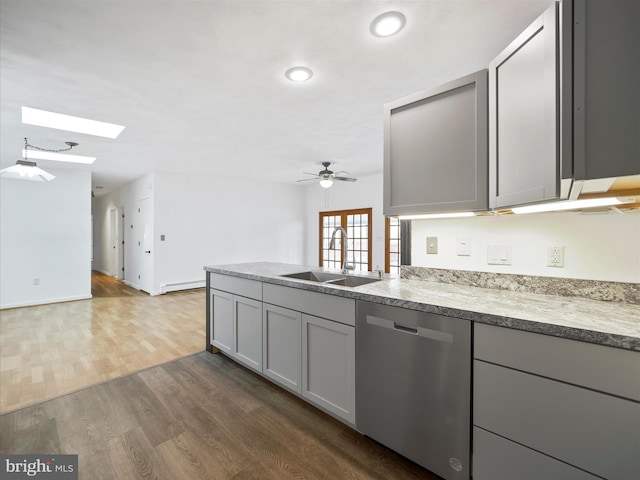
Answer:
[204,262,640,480]
[204,261,640,351]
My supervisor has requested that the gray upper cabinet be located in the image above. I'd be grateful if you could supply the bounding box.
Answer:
[489,3,562,209]
[573,0,640,182]
[383,70,488,216]
[490,0,640,209]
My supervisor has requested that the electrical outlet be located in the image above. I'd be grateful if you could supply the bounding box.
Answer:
[33,277,40,286]
[547,246,565,267]
[426,236,438,254]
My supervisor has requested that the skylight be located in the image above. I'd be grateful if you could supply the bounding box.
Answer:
[22,107,125,139]
[22,149,96,164]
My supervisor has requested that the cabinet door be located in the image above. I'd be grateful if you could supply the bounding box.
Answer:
[383,70,488,216]
[262,304,301,393]
[233,296,263,372]
[302,314,355,424]
[210,289,233,355]
[489,3,559,208]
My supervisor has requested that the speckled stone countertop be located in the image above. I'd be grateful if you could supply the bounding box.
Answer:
[204,262,640,352]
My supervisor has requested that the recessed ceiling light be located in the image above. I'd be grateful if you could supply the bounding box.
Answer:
[370,11,406,37]
[22,149,96,164]
[285,66,313,82]
[22,107,125,139]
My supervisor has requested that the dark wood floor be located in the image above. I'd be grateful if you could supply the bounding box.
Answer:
[1,351,439,480]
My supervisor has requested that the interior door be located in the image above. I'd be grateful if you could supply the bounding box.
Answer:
[137,197,153,294]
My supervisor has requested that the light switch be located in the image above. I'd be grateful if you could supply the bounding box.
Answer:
[426,236,438,254]
[487,245,512,265]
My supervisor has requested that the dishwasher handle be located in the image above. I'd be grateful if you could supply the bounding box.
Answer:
[393,323,418,334]
[366,315,454,344]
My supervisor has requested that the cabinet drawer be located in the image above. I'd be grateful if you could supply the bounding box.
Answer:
[475,323,640,401]
[473,427,599,480]
[474,360,640,480]
[210,273,262,301]
[263,284,355,326]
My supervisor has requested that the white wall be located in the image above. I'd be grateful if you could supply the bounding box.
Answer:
[303,173,639,283]
[305,173,386,270]
[93,171,306,295]
[1,169,92,309]
[153,172,306,294]
[92,172,155,290]
[411,211,640,283]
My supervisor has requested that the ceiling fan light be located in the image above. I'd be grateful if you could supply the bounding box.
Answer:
[319,179,333,189]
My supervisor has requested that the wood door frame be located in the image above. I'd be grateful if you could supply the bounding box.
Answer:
[318,208,372,270]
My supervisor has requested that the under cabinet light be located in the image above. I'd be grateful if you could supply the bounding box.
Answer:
[398,212,475,220]
[511,197,635,214]
[22,149,96,164]
[22,107,125,139]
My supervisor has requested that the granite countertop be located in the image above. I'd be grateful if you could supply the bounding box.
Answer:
[204,262,640,352]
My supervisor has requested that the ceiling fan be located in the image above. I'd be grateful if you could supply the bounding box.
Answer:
[297,162,357,188]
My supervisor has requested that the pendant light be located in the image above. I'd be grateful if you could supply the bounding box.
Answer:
[0,138,78,182]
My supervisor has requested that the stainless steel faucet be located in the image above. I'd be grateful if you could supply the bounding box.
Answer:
[329,226,355,274]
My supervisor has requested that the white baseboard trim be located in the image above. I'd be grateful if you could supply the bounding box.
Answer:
[160,279,206,294]
[0,294,92,310]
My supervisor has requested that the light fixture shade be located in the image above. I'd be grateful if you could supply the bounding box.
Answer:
[0,160,55,182]
[319,178,333,189]
[370,11,406,37]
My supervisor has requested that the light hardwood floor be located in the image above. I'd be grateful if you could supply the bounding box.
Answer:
[0,272,205,413]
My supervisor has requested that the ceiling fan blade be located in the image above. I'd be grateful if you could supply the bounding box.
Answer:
[296,177,319,183]
[334,176,357,182]
[301,172,320,177]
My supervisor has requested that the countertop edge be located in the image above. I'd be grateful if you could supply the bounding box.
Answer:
[204,265,640,352]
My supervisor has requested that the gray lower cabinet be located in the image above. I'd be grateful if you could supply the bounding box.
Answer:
[209,288,234,355]
[210,278,357,425]
[301,313,355,424]
[473,323,640,480]
[263,283,356,425]
[209,273,263,373]
[232,295,262,372]
[262,303,301,393]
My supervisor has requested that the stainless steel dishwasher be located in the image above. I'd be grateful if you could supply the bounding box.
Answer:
[356,300,471,480]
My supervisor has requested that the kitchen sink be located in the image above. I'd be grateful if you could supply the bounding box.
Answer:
[280,270,381,287]
[325,276,381,287]
[281,271,346,282]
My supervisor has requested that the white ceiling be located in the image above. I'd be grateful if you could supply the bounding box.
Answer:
[0,0,552,196]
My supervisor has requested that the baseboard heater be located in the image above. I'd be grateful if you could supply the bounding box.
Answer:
[160,279,205,294]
